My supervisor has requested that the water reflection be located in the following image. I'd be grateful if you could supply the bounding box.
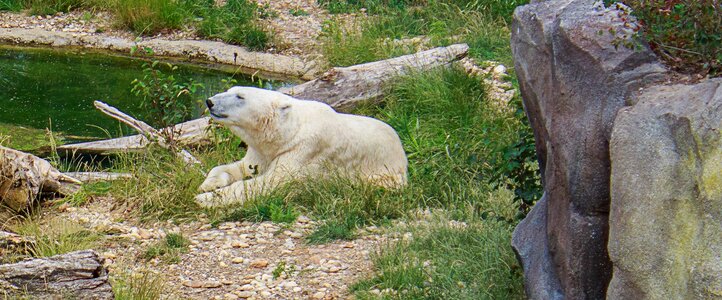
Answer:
[0,46,260,142]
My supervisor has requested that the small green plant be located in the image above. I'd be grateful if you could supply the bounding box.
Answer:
[272,261,297,279]
[112,269,166,300]
[307,219,356,243]
[59,181,112,207]
[289,7,310,16]
[131,61,203,141]
[142,232,189,263]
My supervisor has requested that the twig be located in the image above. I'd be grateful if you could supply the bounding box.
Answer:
[93,101,201,165]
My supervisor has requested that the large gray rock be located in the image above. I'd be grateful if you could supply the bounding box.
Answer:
[608,79,722,299]
[510,0,666,298]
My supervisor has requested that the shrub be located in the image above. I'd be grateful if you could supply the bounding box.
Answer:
[615,0,722,75]
[131,61,203,140]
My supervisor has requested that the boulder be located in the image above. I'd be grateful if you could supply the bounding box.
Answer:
[510,0,666,298]
[608,79,722,299]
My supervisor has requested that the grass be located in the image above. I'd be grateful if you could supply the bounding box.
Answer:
[108,0,185,35]
[0,0,271,49]
[8,216,101,261]
[206,67,535,246]
[111,269,166,300]
[352,215,524,299]
[142,232,189,263]
[0,123,63,152]
[319,0,526,67]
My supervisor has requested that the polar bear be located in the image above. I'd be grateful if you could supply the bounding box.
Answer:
[195,86,408,207]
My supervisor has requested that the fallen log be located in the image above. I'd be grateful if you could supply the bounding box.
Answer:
[63,172,134,182]
[0,146,81,213]
[0,250,113,299]
[56,45,468,155]
[92,101,202,164]
[56,117,211,155]
[279,43,469,109]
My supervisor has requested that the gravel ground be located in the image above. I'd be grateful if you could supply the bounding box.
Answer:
[57,197,392,299]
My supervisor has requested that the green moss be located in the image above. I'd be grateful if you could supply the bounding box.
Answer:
[701,150,722,200]
[0,123,63,152]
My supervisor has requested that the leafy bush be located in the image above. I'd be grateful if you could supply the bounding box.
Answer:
[615,0,722,75]
[131,61,202,138]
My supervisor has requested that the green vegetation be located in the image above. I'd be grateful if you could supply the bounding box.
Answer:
[142,232,189,263]
[0,123,61,152]
[10,216,101,260]
[353,217,523,299]
[0,0,270,49]
[185,0,270,51]
[131,61,202,131]
[111,269,166,300]
[612,1,722,75]
[319,0,526,67]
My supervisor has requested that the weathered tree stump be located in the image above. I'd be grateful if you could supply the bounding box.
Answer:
[0,250,114,299]
[0,146,81,213]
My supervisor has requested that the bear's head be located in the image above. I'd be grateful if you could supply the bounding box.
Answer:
[206,86,294,148]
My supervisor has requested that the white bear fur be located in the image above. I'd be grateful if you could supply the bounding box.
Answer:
[195,86,408,207]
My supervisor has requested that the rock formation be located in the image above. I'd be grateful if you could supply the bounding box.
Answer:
[608,79,722,299]
[510,0,666,298]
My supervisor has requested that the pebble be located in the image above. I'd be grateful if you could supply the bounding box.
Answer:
[313,291,326,299]
[250,259,269,268]
[232,241,250,248]
[234,291,254,298]
[224,293,239,300]
[203,281,223,288]
[232,257,245,264]
[239,284,254,291]
[182,280,203,288]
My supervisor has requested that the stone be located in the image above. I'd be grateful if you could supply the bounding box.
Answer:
[313,291,326,299]
[232,257,245,264]
[202,281,222,288]
[234,291,254,298]
[183,280,203,288]
[510,0,667,298]
[608,79,722,299]
[250,259,269,268]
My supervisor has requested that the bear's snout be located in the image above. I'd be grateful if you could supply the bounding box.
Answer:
[206,99,214,109]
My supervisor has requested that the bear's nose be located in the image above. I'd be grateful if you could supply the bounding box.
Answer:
[206,99,214,109]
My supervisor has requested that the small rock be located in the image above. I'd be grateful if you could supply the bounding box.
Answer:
[182,280,203,288]
[224,293,239,300]
[232,241,250,248]
[313,291,326,299]
[203,281,222,288]
[250,259,269,268]
[297,215,310,223]
[341,242,354,249]
[239,284,254,291]
[232,257,245,264]
[234,291,254,298]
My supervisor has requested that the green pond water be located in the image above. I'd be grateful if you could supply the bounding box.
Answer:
[0,45,272,151]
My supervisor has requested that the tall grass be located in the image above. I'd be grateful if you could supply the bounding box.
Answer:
[112,269,166,300]
[319,0,525,67]
[10,216,101,259]
[352,217,524,299]
[108,0,185,35]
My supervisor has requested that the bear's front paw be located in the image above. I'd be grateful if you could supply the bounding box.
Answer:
[194,192,217,208]
[198,174,231,192]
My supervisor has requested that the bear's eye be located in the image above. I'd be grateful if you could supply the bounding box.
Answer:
[236,94,244,100]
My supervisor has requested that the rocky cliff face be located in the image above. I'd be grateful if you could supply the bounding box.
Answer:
[510,0,667,298]
[609,79,722,300]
